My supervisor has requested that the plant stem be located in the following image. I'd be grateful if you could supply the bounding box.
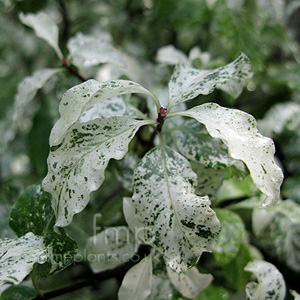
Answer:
[30,260,137,300]
[61,57,87,82]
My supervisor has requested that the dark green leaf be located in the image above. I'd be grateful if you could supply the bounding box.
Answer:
[221,243,253,290]
[9,183,77,278]
[213,209,245,265]
[0,285,37,300]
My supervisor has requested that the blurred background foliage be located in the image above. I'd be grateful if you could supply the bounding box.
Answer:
[1,0,300,299]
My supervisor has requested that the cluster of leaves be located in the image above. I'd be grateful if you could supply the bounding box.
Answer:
[1,0,300,299]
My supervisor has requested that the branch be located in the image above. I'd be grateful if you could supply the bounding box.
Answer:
[31,261,135,300]
[57,0,70,47]
[61,58,87,82]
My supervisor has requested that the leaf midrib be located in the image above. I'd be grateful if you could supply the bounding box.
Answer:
[159,136,195,252]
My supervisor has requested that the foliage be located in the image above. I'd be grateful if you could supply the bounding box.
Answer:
[1,0,300,299]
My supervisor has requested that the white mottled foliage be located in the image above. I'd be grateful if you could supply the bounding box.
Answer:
[50,79,156,145]
[191,162,226,200]
[175,103,283,207]
[115,151,140,191]
[131,146,221,273]
[43,117,155,227]
[156,45,190,66]
[13,68,59,131]
[245,260,286,300]
[167,53,252,110]
[147,275,174,300]
[123,197,145,239]
[19,12,63,59]
[118,254,153,300]
[67,32,124,69]
[0,68,59,154]
[258,102,300,138]
[0,232,48,294]
[167,266,213,298]
[86,226,137,273]
[252,200,300,272]
[175,119,236,168]
[78,96,126,122]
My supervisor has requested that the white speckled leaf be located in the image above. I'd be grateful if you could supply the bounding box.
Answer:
[67,32,124,69]
[123,197,146,241]
[0,68,59,154]
[19,12,62,59]
[115,151,139,191]
[146,275,174,300]
[175,119,236,168]
[245,260,286,300]
[191,161,225,200]
[78,96,126,122]
[13,68,59,131]
[167,53,252,110]
[43,117,155,227]
[131,146,221,273]
[258,102,300,138]
[50,79,156,145]
[118,254,152,300]
[252,200,300,272]
[0,232,48,294]
[176,103,283,207]
[167,266,213,298]
[86,226,137,273]
[156,45,190,66]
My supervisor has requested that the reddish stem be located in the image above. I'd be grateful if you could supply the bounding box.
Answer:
[61,57,86,82]
[156,107,168,132]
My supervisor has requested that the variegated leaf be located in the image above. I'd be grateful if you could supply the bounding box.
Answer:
[13,68,59,131]
[156,45,190,66]
[174,103,283,207]
[67,32,124,69]
[252,200,300,272]
[123,197,146,243]
[146,275,174,300]
[9,184,77,277]
[0,233,48,294]
[86,226,137,273]
[245,260,286,300]
[0,68,59,155]
[43,117,155,227]
[115,151,139,191]
[131,146,221,273]
[191,161,225,200]
[78,96,126,122]
[118,254,153,300]
[175,119,235,168]
[50,79,157,145]
[19,12,63,59]
[167,53,252,110]
[167,267,213,298]
[258,102,300,138]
